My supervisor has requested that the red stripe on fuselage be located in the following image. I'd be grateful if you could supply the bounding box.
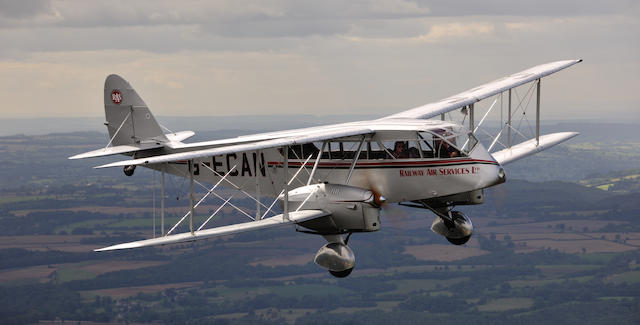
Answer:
[267,158,498,168]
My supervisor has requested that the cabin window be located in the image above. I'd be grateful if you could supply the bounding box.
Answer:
[379,138,425,159]
[417,133,436,158]
[285,141,367,160]
[280,130,475,160]
[369,141,391,159]
[287,144,304,159]
[420,128,476,158]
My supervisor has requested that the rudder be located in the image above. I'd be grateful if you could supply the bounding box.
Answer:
[104,75,166,146]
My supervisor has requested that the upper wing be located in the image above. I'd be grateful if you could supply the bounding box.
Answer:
[383,60,582,120]
[95,209,329,251]
[491,132,579,165]
[95,126,374,168]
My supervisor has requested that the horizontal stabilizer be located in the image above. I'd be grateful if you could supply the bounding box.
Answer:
[165,131,195,143]
[95,127,374,168]
[94,209,330,251]
[68,143,164,160]
[491,132,579,166]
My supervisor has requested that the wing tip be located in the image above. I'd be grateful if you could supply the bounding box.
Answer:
[94,242,141,251]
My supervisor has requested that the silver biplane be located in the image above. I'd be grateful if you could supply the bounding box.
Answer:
[71,59,581,277]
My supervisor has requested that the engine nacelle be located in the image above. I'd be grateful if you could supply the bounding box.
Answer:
[281,183,382,233]
[314,242,355,272]
[431,211,473,245]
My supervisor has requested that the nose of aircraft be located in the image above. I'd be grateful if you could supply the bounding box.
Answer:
[497,167,506,183]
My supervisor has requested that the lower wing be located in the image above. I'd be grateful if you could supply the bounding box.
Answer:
[95,209,330,251]
[491,132,579,166]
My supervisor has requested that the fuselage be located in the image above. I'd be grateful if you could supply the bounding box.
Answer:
[146,118,504,203]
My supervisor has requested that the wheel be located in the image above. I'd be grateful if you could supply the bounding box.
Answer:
[446,235,471,245]
[329,267,353,278]
[123,165,136,176]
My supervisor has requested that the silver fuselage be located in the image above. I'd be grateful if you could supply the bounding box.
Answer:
[147,119,504,203]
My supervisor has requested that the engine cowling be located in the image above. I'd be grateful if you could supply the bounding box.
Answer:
[281,183,382,233]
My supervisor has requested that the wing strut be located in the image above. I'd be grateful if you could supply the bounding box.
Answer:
[255,149,261,220]
[284,146,289,221]
[307,142,326,186]
[346,136,366,184]
[508,89,512,147]
[189,160,195,234]
[261,153,314,219]
[166,164,238,235]
[536,79,541,146]
[469,104,474,134]
[161,163,165,236]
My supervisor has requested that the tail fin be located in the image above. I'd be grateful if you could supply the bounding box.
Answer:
[104,75,166,146]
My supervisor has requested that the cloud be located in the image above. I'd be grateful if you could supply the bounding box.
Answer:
[345,22,495,44]
[414,0,639,17]
[0,0,430,30]
[0,1,637,122]
[0,0,53,18]
[420,22,494,42]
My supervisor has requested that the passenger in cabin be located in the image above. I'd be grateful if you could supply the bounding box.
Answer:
[392,141,409,158]
[408,145,420,158]
[439,140,460,158]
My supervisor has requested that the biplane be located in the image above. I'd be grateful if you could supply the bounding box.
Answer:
[71,59,581,277]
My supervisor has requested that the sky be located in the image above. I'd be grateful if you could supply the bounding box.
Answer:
[0,0,638,121]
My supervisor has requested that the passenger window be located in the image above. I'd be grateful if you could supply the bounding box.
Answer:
[368,141,389,159]
[302,143,319,158]
[283,145,304,159]
[418,132,435,158]
[432,132,463,158]
[379,138,423,159]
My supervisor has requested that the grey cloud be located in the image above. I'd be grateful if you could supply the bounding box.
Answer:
[414,0,639,17]
[0,25,306,57]
[201,18,352,38]
[0,0,52,18]
[0,0,431,35]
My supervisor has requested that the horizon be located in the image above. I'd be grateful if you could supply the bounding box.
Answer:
[1,115,638,137]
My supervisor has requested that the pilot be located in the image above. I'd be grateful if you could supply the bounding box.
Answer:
[392,141,409,158]
[439,141,460,158]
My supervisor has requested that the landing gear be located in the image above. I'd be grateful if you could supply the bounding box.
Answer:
[446,235,471,245]
[329,267,354,278]
[428,209,474,246]
[123,165,136,176]
[444,211,471,245]
[314,234,356,278]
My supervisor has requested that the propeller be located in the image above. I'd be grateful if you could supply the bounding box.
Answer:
[369,188,414,230]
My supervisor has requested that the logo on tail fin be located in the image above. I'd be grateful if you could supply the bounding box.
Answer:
[111,90,122,104]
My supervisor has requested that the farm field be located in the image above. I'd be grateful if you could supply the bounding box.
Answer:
[0,129,639,324]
